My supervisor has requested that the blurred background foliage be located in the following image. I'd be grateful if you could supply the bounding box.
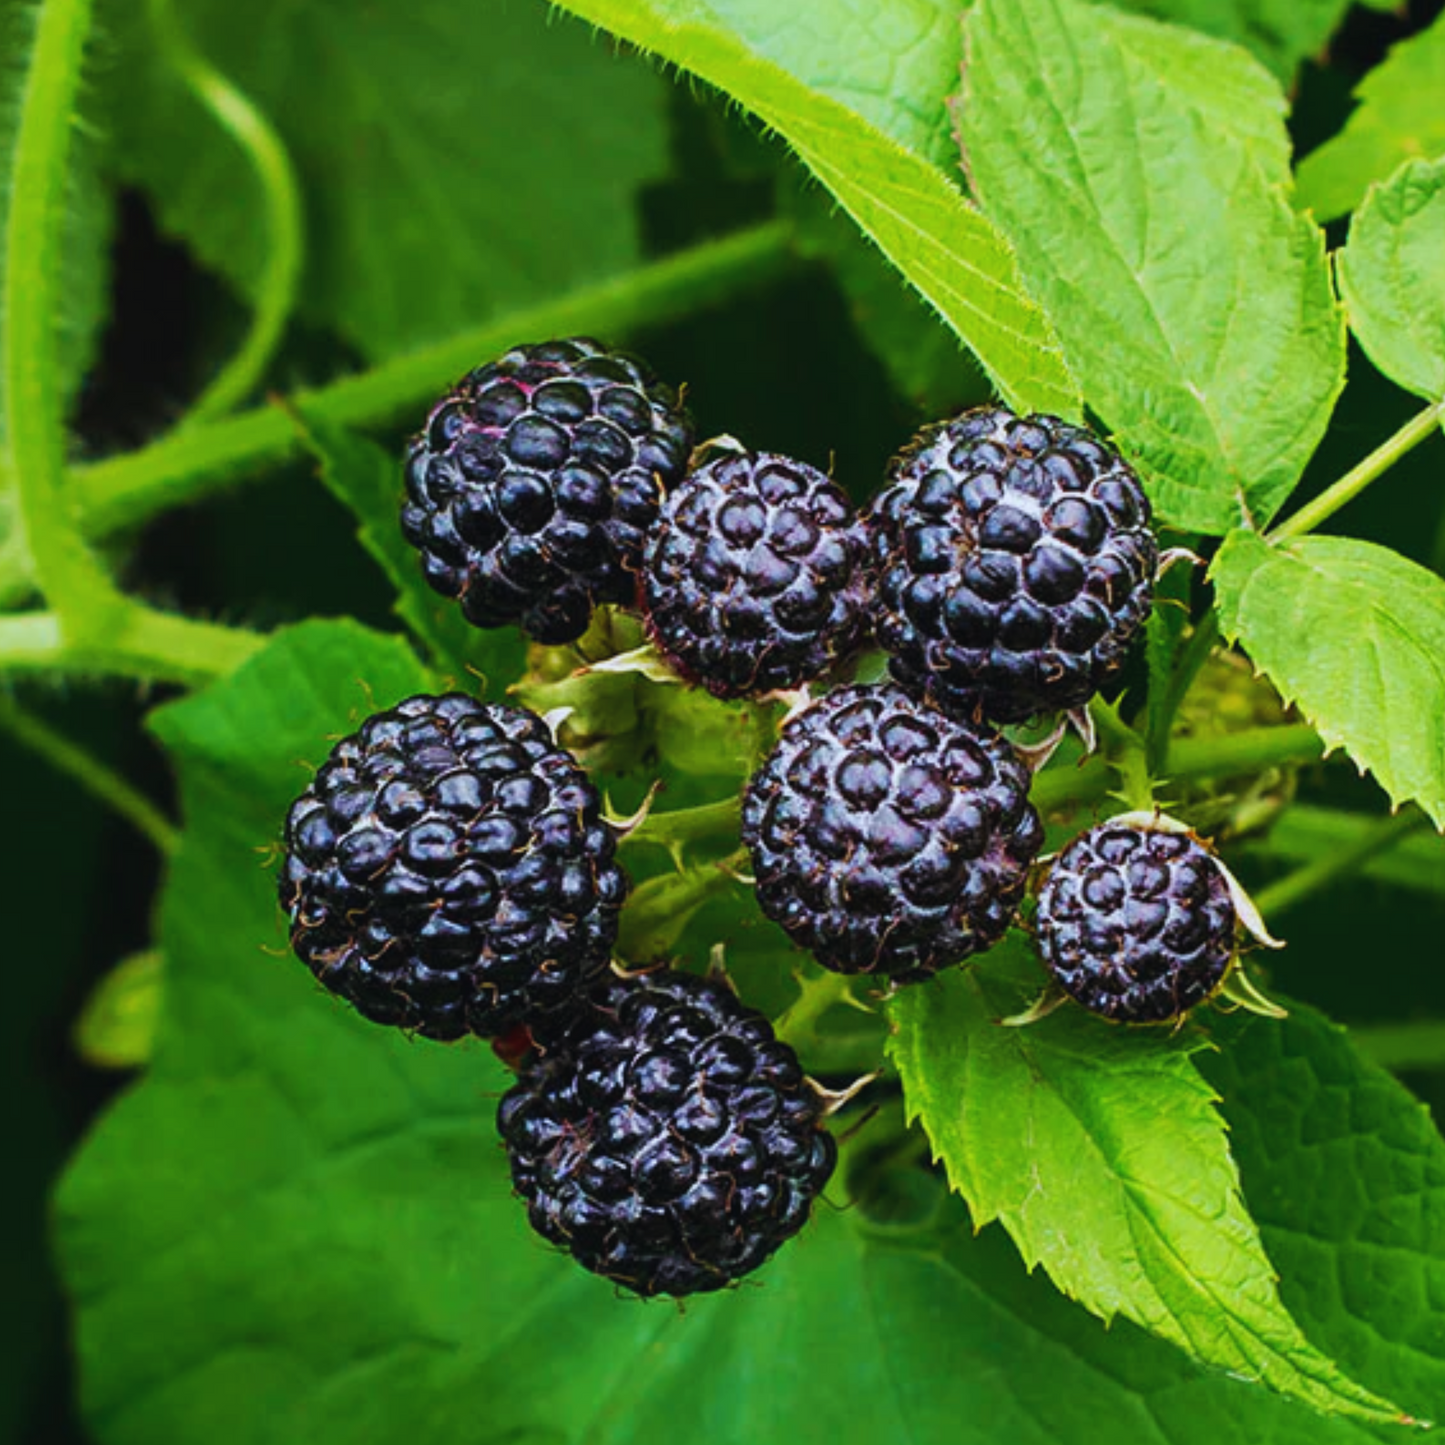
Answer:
[8,0,1445,1438]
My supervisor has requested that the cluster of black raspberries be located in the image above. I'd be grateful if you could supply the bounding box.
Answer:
[279,338,1253,1297]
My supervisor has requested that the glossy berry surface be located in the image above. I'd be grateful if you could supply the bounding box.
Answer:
[402,337,694,644]
[1037,821,1236,1023]
[643,447,871,697]
[741,683,1043,981]
[498,969,836,1298]
[869,407,1157,723]
[278,693,627,1040]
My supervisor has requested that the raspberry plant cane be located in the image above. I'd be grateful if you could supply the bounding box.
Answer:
[12,0,1445,1440]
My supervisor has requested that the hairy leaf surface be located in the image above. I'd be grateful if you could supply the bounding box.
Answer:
[548,0,1081,418]
[1297,12,1445,224]
[888,941,1402,1424]
[960,0,1344,535]
[1337,156,1445,402]
[1212,529,1445,828]
[1209,1002,1445,1423]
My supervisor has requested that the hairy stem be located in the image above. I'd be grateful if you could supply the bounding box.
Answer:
[1088,700,1152,810]
[1268,397,1445,543]
[0,699,178,853]
[148,0,303,427]
[0,608,263,686]
[621,796,743,855]
[1146,610,1219,772]
[65,222,800,536]
[1032,722,1327,816]
[1253,808,1430,920]
[1,0,120,618]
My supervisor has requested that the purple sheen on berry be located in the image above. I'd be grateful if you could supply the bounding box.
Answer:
[499,969,836,1297]
[643,448,873,698]
[741,683,1043,981]
[402,338,693,645]
[868,407,1157,724]
[1037,821,1236,1023]
[278,693,627,1040]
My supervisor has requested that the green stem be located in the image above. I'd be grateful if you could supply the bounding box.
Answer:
[1165,722,1325,782]
[1349,1020,1445,1074]
[1088,700,1152,810]
[1146,610,1219,771]
[1253,808,1429,920]
[0,608,263,686]
[1,0,120,618]
[1268,397,1445,543]
[148,0,303,427]
[68,221,800,538]
[1031,722,1327,815]
[0,700,178,854]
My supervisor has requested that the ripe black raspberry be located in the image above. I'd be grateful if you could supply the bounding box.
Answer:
[498,969,836,1297]
[869,407,1158,724]
[642,447,871,697]
[401,337,694,645]
[1036,821,1235,1023]
[741,683,1043,981]
[278,693,627,1040]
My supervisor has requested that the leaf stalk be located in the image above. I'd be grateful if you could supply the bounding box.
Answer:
[1268,397,1445,543]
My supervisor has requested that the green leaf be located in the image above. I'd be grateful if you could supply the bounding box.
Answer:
[141,620,435,1060]
[290,410,522,687]
[54,626,1433,1440]
[96,0,670,359]
[887,939,1403,1424]
[548,0,1081,419]
[1211,529,1445,828]
[960,0,1345,535]
[1296,12,1445,224]
[146,614,434,782]
[1207,1001,1445,1422]
[1337,156,1445,402]
[1114,0,1352,84]
[1349,1021,1445,1075]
